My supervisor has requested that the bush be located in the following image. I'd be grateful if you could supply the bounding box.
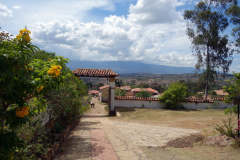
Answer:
[224,105,238,114]
[159,81,188,110]
[214,117,237,138]
[136,91,151,97]
[16,126,55,160]
[46,74,87,127]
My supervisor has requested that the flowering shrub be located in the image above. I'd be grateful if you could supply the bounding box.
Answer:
[0,28,71,159]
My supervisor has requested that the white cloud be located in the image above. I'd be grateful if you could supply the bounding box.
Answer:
[12,6,21,10]
[28,12,195,67]
[127,0,182,25]
[0,4,13,18]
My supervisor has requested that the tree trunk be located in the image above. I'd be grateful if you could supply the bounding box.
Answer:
[205,46,209,100]
[204,83,208,99]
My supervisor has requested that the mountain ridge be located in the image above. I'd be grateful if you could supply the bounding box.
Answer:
[67,61,196,74]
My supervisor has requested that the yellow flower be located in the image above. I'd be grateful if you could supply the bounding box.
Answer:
[16,28,32,42]
[29,67,33,71]
[15,106,29,117]
[47,65,62,78]
[36,86,44,92]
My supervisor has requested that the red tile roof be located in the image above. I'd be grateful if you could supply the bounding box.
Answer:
[88,90,99,94]
[120,86,131,90]
[99,85,119,90]
[115,96,159,101]
[214,90,229,96]
[131,88,142,92]
[73,69,119,77]
[99,85,109,90]
[115,96,226,103]
[131,88,158,93]
[144,88,159,93]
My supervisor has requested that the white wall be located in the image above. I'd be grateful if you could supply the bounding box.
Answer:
[180,101,234,109]
[114,100,234,109]
[115,100,165,108]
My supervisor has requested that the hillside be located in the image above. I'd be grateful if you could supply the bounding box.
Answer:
[67,61,195,74]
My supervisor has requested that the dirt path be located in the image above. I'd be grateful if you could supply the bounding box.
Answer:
[87,97,107,115]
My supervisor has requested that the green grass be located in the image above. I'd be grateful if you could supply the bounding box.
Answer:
[83,95,91,101]
[104,106,109,112]
[80,104,91,114]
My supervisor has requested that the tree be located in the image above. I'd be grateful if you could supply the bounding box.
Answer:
[159,82,188,110]
[115,88,127,96]
[115,79,123,87]
[223,72,240,103]
[226,2,240,48]
[150,82,164,93]
[138,82,150,88]
[97,83,104,90]
[86,82,93,90]
[136,91,151,97]
[131,80,136,86]
[184,0,239,99]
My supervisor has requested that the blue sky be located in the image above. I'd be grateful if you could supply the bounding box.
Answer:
[1,0,240,72]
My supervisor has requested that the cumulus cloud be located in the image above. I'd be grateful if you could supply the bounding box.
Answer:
[0,4,13,18]
[29,14,194,67]
[24,0,198,67]
[12,5,21,10]
[127,0,182,25]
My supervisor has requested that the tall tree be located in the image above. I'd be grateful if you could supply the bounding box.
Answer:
[184,0,238,99]
[226,2,240,49]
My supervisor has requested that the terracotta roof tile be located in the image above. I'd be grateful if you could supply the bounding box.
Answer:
[99,85,109,90]
[73,69,119,77]
[131,88,142,92]
[120,86,131,90]
[144,88,159,93]
[115,96,159,101]
[115,96,226,103]
[214,90,229,96]
[88,90,99,94]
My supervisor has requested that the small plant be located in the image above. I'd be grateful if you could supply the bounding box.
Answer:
[224,105,238,115]
[205,106,212,109]
[203,129,207,133]
[212,99,220,109]
[214,117,237,138]
[104,106,109,112]
[142,104,145,108]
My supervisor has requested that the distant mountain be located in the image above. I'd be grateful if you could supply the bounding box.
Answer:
[67,61,196,74]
